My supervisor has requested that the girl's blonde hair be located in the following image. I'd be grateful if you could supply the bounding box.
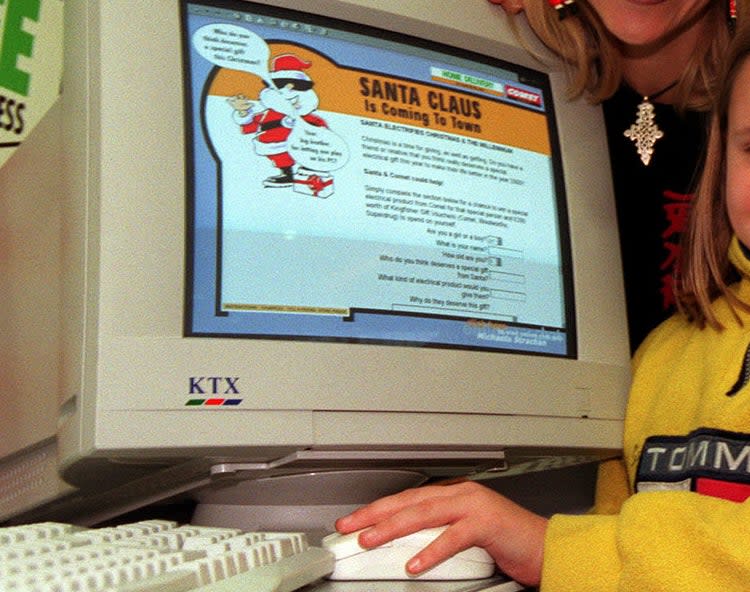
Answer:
[515,0,743,110]
[675,21,750,328]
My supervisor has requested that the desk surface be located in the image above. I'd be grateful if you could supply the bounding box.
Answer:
[308,576,524,592]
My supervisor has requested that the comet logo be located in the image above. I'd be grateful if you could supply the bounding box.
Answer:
[506,85,542,107]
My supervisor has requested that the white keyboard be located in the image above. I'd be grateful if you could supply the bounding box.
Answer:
[0,520,335,592]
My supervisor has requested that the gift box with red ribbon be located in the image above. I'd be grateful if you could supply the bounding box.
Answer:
[293,171,334,198]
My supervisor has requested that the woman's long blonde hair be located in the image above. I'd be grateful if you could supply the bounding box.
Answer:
[514,0,743,110]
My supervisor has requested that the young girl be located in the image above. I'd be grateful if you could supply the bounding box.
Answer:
[488,0,746,352]
[335,21,750,590]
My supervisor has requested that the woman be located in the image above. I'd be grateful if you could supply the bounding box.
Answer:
[490,0,743,351]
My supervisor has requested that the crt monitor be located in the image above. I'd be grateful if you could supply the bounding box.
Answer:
[0,0,630,525]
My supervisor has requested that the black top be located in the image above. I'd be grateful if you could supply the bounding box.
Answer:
[602,85,709,353]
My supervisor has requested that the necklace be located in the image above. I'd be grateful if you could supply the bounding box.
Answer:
[623,80,679,166]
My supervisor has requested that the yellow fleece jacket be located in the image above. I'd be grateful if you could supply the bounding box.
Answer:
[542,237,750,592]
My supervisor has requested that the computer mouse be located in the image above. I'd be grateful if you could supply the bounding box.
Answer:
[321,526,496,580]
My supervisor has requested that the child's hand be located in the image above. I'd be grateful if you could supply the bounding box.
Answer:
[335,480,547,586]
[487,0,525,14]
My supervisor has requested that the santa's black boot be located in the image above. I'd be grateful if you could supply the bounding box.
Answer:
[263,167,294,188]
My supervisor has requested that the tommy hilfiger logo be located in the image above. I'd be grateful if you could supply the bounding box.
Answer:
[636,428,750,502]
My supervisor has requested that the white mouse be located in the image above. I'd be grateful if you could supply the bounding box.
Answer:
[321,526,496,580]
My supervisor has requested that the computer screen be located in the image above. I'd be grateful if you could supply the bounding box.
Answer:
[185,0,573,358]
[0,0,631,524]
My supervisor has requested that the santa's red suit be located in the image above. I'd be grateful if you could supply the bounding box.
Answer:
[239,109,327,170]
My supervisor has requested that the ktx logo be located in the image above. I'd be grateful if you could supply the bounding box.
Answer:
[189,376,240,395]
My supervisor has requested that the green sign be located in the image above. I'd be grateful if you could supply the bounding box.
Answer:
[0,0,62,168]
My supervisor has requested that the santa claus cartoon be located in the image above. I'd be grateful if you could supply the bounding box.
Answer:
[228,53,328,188]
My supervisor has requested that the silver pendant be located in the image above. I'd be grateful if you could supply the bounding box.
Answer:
[623,98,664,166]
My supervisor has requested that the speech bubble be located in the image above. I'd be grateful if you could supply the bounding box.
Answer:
[289,120,350,172]
[193,23,270,83]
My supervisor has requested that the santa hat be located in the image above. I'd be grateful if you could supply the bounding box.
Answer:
[270,54,312,81]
